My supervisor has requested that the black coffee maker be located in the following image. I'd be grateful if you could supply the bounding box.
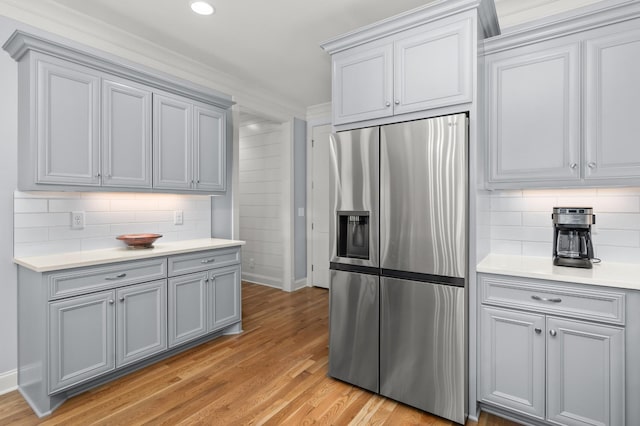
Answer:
[552,207,596,268]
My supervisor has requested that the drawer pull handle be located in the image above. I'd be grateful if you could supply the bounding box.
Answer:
[531,295,561,303]
[534,328,542,334]
[201,259,216,264]
[105,273,127,280]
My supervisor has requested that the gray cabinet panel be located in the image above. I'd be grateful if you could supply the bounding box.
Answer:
[36,55,100,186]
[479,306,545,419]
[585,25,640,180]
[153,93,192,190]
[168,272,208,347]
[208,265,241,331]
[116,280,167,367]
[487,40,581,183]
[546,317,624,426]
[102,78,152,188]
[49,291,115,393]
[194,105,226,191]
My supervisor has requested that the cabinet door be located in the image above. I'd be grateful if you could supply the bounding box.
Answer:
[479,307,545,420]
[36,55,100,186]
[168,272,208,347]
[193,105,226,191]
[546,317,624,426]
[487,41,581,184]
[207,265,241,331]
[116,280,167,367]
[49,291,115,393]
[153,93,192,190]
[394,17,472,115]
[332,43,393,125]
[585,26,640,180]
[102,78,152,188]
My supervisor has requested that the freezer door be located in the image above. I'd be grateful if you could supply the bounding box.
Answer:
[380,277,465,424]
[328,269,379,393]
[380,114,467,278]
[330,128,379,268]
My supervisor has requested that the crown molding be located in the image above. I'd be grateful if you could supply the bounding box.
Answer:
[320,0,500,54]
[483,0,640,55]
[0,0,306,118]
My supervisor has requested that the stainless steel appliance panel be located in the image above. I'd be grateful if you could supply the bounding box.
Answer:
[328,269,379,393]
[330,128,379,267]
[380,277,465,424]
[380,114,467,278]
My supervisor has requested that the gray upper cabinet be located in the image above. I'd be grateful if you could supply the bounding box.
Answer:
[330,15,472,127]
[115,280,167,367]
[153,92,192,190]
[153,92,227,192]
[49,290,115,393]
[102,78,152,188]
[193,104,226,192]
[35,54,101,186]
[4,30,233,193]
[484,12,640,188]
[584,24,640,181]
[486,40,581,184]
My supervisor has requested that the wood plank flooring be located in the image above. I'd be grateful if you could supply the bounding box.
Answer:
[0,282,519,425]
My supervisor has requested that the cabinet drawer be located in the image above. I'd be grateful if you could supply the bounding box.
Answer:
[168,248,240,277]
[480,275,625,325]
[48,258,167,300]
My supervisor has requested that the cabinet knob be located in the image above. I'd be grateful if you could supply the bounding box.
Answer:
[108,299,114,305]
[394,100,400,105]
[588,162,597,169]
[534,328,542,334]
[119,296,125,302]
[204,278,209,283]
[549,329,557,337]
[96,173,101,178]
[197,179,200,184]
[570,163,578,169]
[385,102,391,107]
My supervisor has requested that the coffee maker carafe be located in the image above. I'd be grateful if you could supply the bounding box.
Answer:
[552,207,596,269]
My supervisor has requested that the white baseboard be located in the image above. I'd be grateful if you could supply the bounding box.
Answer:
[242,272,283,290]
[0,369,17,396]
[293,277,307,290]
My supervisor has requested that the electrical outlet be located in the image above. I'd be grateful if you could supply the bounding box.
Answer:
[71,211,85,230]
[174,210,184,225]
[249,258,255,269]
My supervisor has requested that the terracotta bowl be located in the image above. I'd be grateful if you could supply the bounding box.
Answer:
[116,233,163,249]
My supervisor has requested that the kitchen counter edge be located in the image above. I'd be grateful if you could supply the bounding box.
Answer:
[13,238,246,272]
[477,254,640,291]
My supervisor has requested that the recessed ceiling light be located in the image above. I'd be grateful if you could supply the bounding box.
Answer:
[190,1,215,15]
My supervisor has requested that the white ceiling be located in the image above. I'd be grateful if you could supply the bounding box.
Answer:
[8,0,602,113]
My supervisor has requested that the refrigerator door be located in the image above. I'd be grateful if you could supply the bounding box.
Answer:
[330,128,380,268]
[380,114,467,278]
[380,277,465,424]
[328,269,379,393]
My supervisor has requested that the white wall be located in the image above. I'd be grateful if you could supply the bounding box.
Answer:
[238,121,286,288]
[0,15,18,392]
[482,188,640,263]
[14,191,212,257]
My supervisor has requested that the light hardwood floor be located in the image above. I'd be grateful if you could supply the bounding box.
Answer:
[0,282,519,425]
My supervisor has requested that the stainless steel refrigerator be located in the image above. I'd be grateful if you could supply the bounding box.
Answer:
[328,114,467,424]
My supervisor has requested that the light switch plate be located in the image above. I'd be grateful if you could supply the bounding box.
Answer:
[298,207,305,217]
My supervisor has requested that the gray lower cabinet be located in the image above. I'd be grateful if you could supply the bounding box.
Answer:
[168,264,241,348]
[48,279,167,393]
[49,290,115,393]
[478,274,627,426]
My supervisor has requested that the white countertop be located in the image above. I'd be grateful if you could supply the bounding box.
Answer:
[477,254,640,291]
[14,238,246,272]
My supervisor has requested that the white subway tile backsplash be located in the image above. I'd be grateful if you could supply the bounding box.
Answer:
[486,188,640,260]
[14,199,47,213]
[14,191,211,257]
